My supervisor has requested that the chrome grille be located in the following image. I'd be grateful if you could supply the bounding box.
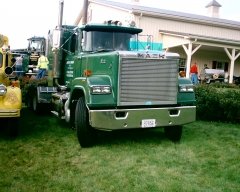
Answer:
[119,58,178,105]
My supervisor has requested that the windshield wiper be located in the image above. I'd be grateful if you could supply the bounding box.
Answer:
[93,48,113,53]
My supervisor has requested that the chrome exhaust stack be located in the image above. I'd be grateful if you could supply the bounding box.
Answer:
[52,0,66,90]
[82,0,88,25]
[58,0,64,30]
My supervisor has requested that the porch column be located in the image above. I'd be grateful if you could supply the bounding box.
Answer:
[229,49,235,83]
[224,48,240,83]
[182,43,202,78]
[183,43,192,78]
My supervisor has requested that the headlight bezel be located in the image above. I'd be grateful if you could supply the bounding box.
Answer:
[90,85,111,94]
[0,84,7,96]
[179,84,194,93]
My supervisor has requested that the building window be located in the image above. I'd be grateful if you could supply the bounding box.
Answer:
[217,62,224,69]
[212,61,228,71]
[179,58,186,71]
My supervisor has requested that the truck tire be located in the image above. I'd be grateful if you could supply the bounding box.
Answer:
[33,92,43,115]
[164,126,182,142]
[70,100,78,130]
[75,97,97,147]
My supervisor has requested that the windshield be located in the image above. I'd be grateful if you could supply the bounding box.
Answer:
[29,40,43,51]
[83,31,138,52]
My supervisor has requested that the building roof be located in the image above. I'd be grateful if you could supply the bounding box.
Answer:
[159,29,240,46]
[205,0,222,8]
[90,0,240,28]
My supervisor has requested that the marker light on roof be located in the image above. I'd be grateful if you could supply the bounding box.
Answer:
[129,20,136,27]
[103,20,122,26]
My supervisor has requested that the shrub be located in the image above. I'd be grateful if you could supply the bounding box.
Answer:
[208,83,240,89]
[18,76,48,102]
[219,89,240,123]
[194,84,240,123]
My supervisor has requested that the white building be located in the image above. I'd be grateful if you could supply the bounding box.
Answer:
[75,0,240,83]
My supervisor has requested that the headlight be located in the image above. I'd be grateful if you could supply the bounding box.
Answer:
[90,86,111,94]
[179,84,194,92]
[0,84,7,95]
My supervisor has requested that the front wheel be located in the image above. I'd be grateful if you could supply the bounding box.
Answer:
[164,126,182,142]
[75,97,97,147]
[33,92,43,115]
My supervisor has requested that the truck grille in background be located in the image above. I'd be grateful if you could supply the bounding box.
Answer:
[119,58,178,105]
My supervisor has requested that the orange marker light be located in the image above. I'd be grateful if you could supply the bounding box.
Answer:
[12,81,19,87]
[179,71,186,77]
[84,69,92,77]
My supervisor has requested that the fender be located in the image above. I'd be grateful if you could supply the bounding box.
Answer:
[177,77,196,104]
[71,76,116,107]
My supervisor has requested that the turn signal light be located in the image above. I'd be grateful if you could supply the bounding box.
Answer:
[84,69,92,77]
[12,81,20,88]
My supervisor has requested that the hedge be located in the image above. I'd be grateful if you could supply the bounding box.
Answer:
[18,76,240,123]
[194,83,240,123]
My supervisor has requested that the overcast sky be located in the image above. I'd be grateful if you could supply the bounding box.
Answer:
[1,0,240,49]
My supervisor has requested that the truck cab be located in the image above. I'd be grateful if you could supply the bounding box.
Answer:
[11,36,46,76]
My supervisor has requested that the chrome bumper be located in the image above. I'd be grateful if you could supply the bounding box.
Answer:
[0,109,20,117]
[89,106,196,130]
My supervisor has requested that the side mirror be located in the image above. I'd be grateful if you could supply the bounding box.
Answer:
[52,29,61,48]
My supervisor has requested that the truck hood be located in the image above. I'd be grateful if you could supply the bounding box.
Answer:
[117,50,179,59]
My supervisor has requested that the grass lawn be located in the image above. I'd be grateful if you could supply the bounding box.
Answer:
[0,106,240,191]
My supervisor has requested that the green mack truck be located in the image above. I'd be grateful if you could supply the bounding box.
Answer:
[25,0,196,147]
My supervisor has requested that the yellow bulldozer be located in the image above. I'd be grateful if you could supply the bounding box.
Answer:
[0,34,22,136]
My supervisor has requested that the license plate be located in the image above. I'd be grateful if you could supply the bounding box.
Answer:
[141,119,156,128]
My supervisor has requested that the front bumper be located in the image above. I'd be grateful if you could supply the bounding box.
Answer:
[89,106,196,130]
[0,109,20,117]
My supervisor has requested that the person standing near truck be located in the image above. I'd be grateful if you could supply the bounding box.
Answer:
[190,62,198,84]
[199,64,209,83]
[15,55,23,77]
[36,53,49,80]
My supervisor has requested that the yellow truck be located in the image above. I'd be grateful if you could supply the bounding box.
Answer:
[0,34,22,136]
